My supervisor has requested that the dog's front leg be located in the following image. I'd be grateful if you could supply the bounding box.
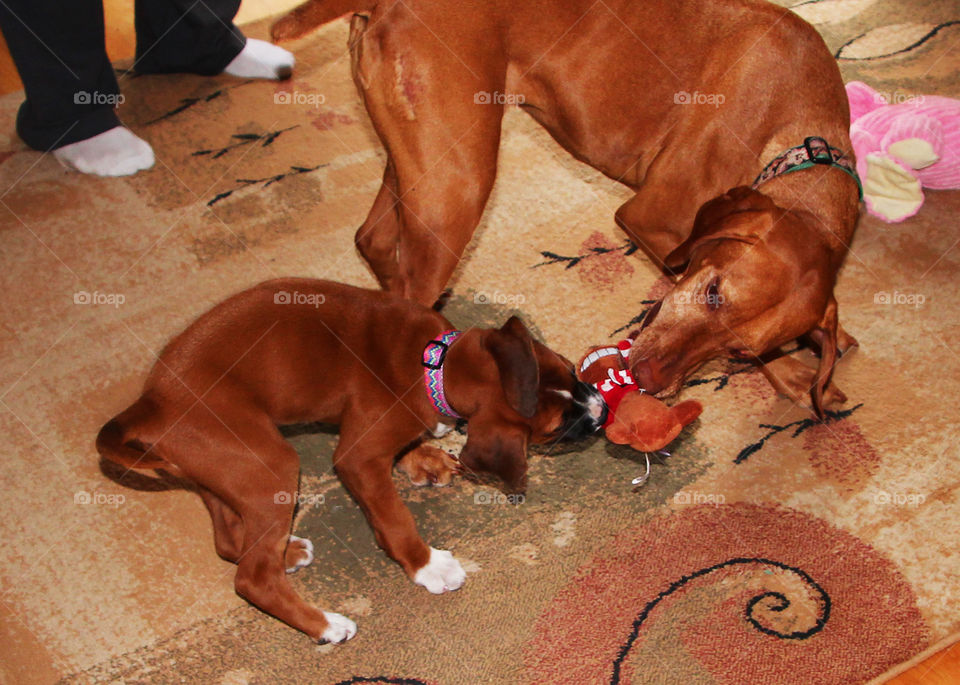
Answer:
[758,352,848,414]
[334,424,466,593]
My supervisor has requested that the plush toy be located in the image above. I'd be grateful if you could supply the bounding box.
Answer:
[846,80,960,222]
[577,336,702,455]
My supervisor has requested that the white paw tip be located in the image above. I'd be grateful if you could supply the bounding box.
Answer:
[320,611,357,644]
[413,547,466,594]
[285,534,315,574]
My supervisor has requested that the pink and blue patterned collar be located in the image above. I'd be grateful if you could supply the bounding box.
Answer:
[422,330,463,419]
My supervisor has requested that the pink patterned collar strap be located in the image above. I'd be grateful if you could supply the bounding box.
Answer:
[752,136,863,199]
[422,330,463,419]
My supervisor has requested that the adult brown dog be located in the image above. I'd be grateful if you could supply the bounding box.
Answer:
[97,278,604,643]
[272,0,861,415]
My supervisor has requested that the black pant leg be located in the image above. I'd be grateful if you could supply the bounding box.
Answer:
[134,0,245,76]
[0,0,121,151]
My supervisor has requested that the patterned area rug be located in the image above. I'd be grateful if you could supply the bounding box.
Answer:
[0,1,957,683]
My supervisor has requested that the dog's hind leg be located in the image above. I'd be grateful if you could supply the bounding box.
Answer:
[198,488,244,563]
[200,488,312,571]
[355,159,403,290]
[232,443,355,643]
[174,415,356,644]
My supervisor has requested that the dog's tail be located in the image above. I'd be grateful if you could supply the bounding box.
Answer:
[96,396,183,491]
[271,0,377,42]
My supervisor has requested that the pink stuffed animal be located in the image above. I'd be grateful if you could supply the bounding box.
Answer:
[846,81,960,222]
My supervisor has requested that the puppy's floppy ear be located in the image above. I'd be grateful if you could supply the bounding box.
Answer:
[809,297,839,419]
[459,419,529,494]
[665,186,774,269]
[485,316,539,419]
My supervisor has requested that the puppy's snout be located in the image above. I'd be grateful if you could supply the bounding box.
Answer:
[555,381,607,441]
[575,381,607,428]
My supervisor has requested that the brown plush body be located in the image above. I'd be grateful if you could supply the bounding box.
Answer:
[577,344,702,452]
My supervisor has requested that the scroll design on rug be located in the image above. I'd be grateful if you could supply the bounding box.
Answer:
[610,557,830,684]
[523,503,928,683]
[333,678,431,685]
[835,21,960,60]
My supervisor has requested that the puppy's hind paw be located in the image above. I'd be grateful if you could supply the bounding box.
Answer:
[413,547,466,594]
[320,612,357,644]
[285,535,314,574]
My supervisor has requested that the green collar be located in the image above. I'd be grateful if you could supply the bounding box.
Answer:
[752,136,863,200]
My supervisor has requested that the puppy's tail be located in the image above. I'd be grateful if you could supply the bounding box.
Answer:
[97,396,182,491]
[271,0,377,42]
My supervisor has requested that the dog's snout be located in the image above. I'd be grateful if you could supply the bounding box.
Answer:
[631,357,664,395]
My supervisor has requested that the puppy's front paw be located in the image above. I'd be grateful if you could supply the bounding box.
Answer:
[413,547,466,594]
[285,535,314,574]
[320,611,357,644]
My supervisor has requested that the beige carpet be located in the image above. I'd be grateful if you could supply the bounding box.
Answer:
[0,1,958,683]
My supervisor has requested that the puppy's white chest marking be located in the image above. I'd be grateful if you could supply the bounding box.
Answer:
[432,422,453,438]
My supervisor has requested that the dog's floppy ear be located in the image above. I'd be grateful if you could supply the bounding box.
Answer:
[809,297,839,419]
[459,420,529,494]
[485,316,539,419]
[665,187,774,269]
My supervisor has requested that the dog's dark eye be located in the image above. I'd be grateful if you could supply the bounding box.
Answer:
[705,277,722,311]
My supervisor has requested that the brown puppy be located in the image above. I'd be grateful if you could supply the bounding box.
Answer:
[97,278,604,643]
[272,0,861,414]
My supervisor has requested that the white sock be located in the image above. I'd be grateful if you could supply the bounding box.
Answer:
[53,126,154,177]
[223,38,295,80]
